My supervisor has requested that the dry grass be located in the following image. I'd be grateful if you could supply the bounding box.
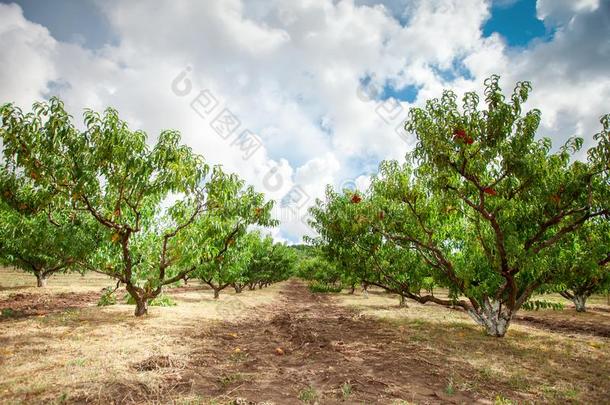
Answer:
[333,288,610,404]
[2,267,609,404]
[0,267,285,404]
[0,266,112,295]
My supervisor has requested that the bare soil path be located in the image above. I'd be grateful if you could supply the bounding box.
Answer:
[2,276,607,403]
[514,311,610,338]
[170,280,482,404]
[0,291,100,320]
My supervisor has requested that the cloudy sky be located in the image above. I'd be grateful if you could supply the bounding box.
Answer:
[0,0,608,242]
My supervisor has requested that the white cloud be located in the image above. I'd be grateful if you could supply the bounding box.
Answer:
[0,0,608,241]
[537,0,600,25]
[505,1,609,154]
[0,3,57,105]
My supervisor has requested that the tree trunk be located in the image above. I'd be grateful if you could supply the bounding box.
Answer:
[233,284,243,293]
[134,297,148,317]
[399,295,408,307]
[349,284,355,294]
[35,272,48,287]
[572,294,587,312]
[213,288,220,299]
[561,290,588,312]
[125,283,149,317]
[467,298,512,337]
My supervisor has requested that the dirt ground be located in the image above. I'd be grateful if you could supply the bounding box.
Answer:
[0,291,101,320]
[0,269,609,404]
[514,310,610,338]
[172,280,480,404]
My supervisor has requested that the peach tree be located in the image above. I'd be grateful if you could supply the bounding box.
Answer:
[189,227,264,300]
[308,77,609,336]
[0,98,274,316]
[237,233,295,291]
[381,76,608,335]
[546,219,610,312]
[0,187,99,286]
[0,140,103,287]
[307,186,443,304]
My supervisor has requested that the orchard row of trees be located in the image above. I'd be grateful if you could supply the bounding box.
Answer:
[0,98,292,315]
[307,76,610,337]
[195,231,296,298]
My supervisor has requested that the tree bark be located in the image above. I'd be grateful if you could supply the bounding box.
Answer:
[233,284,243,293]
[35,272,48,287]
[134,297,148,316]
[125,282,150,317]
[561,290,588,312]
[213,288,220,299]
[467,298,512,337]
[399,294,408,307]
[572,294,587,312]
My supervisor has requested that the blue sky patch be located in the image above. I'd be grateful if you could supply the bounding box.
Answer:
[484,0,553,47]
[380,83,419,103]
[2,0,115,49]
[358,74,420,103]
[432,59,475,83]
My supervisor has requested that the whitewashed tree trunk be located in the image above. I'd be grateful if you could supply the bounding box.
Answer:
[572,294,587,312]
[467,298,512,337]
[35,272,48,287]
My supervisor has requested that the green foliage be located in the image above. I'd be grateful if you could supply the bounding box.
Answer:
[521,300,564,311]
[494,396,517,405]
[218,372,248,388]
[308,281,343,293]
[445,377,455,395]
[67,358,87,367]
[297,254,342,284]
[149,294,177,307]
[124,294,138,305]
[307,76,609,336]
[0,98,276,315]
[545,219,610,305]
[243,235,296,286]
[193,230,293,296]
[1,308,17,318]
[341,381,352,399]
[97,288,117,306]
[124,293,176,307]
[0,190,100,286]
[298,386,319,403]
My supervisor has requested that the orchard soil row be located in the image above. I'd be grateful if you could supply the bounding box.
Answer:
[0,268,609,404]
